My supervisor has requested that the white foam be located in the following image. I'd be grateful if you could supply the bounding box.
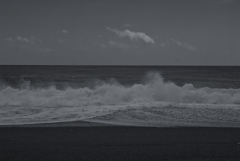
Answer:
[84,103,240,127]
[0,72,240,126]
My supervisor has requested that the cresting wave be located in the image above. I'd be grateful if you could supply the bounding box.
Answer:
[0,72,240,126]
[0,72,240,107]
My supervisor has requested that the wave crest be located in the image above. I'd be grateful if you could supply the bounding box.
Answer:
[0,72,240,107]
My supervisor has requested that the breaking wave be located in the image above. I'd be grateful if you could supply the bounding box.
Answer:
[0,72,240,107]
[0,72,240,126]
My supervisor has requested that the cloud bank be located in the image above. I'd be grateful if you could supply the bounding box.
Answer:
[107,27,155,44]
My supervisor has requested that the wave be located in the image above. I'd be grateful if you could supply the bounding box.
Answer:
[0,72,240,107]
[0,72,240,126]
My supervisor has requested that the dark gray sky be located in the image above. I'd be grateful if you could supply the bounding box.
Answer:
[0,0,239,65]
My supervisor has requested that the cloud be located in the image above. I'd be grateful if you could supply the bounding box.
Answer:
[107,27,155,44]
[62,30,69,34]
[162,39,197,52]
[16,36,30,42]
[6,37,34,44]
[108,41,129,49]
[172,39,197,52]
[4,36,54,52]
[6,36,35,43]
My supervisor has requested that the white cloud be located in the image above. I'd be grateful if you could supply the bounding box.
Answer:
[6,37,34,44]
[16,36,36,46]
[62,30,69,34]
[172,39,197,52]
[108,41,129,49]
[16,36,30,42]
[107,27,155,44]
[161,39,197,52]
[4,36,54,52]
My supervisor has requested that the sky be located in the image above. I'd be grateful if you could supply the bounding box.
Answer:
[0,0,239,65]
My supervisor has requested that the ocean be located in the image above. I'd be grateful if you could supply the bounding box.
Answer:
[0,65,240,127]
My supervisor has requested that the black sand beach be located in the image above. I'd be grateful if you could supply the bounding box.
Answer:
[1,122,240,161]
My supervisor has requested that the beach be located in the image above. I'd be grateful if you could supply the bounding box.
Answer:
[0,66,240,160]
[1,0,240,159]
[1,121,240,161]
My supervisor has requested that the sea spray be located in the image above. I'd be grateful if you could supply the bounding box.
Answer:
[0,72,240,107]
[0,72,240,126]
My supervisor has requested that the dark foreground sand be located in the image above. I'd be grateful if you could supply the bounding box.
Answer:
[1,121,240,161]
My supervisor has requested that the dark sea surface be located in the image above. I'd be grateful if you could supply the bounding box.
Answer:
[0,65,240,126]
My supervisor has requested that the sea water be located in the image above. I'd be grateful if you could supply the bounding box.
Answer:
[0,65,240,127]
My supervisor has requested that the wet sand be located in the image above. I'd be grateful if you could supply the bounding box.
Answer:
[1,122,240,160]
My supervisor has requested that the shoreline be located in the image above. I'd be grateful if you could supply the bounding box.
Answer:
[0,120,117,128]
[1,118,240,128]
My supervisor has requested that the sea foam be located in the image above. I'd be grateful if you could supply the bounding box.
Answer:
[0,72,240,126]
[0,72,240,107]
